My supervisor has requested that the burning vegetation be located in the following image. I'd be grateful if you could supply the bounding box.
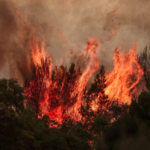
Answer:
[24,38,143,124]
[1,1,150,150]
[1,40,149,150]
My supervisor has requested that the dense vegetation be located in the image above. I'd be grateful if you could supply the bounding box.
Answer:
[1,48,150,150]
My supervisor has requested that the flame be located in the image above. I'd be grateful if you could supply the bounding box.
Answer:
[105,44,144,104]
[25,38,143,123]
[69,39,99,120]
[26,38,100,123]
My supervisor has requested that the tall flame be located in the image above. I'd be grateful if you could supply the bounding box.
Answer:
[105,44,144,104]
[69,39,99,120]
[27,38,100,123]
[25,38,144,123]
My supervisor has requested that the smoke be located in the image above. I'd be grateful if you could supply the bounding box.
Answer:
[0,0,34,84]
[0,0,150,83]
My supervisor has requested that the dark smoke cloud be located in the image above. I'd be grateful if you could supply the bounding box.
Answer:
[0,0,150,83]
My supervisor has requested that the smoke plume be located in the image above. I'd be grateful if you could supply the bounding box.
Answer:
[0,0,150,84]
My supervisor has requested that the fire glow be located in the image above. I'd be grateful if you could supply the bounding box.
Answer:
[25,38,144,123]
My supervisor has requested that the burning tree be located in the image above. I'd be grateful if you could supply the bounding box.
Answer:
[25,57,51,116]
[24,38,144,125]
[79,65,110,132]
[86,65,110,111]
[25,39,100,123]
[25,54,82,120]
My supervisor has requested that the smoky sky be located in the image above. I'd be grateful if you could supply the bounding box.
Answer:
[0,0,150,84]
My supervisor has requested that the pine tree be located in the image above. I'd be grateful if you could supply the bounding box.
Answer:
[97,65,109,108]
[80,65,109,132]
[86,65,109,110]
[25,61,82,117]
[25,57,50,116]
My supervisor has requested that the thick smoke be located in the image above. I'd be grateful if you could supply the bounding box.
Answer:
[0,0,34,84]
[0,0,150,83]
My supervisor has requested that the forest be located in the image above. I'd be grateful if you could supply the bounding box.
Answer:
[1,46,150,150]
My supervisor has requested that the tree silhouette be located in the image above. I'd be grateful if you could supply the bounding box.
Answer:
[86,65,110,110]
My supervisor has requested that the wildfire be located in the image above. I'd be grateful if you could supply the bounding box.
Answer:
[25,38,100,123]
[25,38,144,123]
[69,39,99,120]
[105,45,144,104]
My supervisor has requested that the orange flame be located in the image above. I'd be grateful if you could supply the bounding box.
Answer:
[69,39,99,120]
[27,38,143,123]
[29,38,100,123]
[105,44,144,104]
